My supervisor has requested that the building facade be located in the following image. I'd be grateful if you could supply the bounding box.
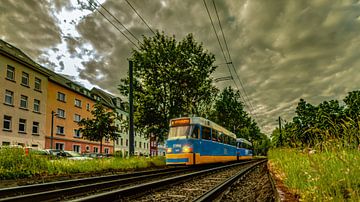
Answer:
[1,39,150,155]
[0,40,49,149]
[91,88,150,156]
[45,75,114,154]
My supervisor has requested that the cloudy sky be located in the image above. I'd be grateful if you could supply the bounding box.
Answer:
[1,0,360,134]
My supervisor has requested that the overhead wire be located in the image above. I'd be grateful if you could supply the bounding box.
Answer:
[203,0,249,110]
[86,0,140,49]
[94,0,140,43]
[211,0,258,120]
[202,0,246,102]
[125,0,156,35]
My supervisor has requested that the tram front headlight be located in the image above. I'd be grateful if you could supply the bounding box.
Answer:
[166,148,172,153]
[182,145,192,153]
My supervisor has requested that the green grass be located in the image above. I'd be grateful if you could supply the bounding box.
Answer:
[0,148,166,180]
[268,147,359,201]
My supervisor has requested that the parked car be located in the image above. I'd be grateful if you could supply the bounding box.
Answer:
[58,151,92,160]
[82,153,111,159]
[45,149,62,157]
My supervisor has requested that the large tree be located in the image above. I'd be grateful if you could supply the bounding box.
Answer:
[210,87,260,141]
[78,102,120,153]
[119,31,218,142]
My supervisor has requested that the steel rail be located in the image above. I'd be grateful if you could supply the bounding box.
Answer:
[0,167,190,201]
[70,160,261,202]
[193,159,267,202]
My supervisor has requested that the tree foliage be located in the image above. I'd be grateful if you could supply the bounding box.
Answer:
[210,87,260,139]
[78,102,120,153]
[119,31,218,142]
[210,87,269,154]
[271,90,360,149]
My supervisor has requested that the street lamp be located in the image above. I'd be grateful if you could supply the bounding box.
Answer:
[50,111,58,149]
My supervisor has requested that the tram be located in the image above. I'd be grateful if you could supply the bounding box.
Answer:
[165,117,253,165]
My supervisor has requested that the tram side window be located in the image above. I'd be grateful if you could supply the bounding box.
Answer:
[212,130,218,141]
[224,136,229,144]
[230,138,236,146]
[202,127,211,140]
[191,125,200,139]
[218,133,224,143]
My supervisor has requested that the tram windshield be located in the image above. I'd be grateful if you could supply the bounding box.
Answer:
[168,125,192,139]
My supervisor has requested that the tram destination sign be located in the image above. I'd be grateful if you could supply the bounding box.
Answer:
[171,118,190,126]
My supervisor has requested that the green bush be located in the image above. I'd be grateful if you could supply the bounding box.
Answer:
[0,148,166,180]
[268,147,359,201]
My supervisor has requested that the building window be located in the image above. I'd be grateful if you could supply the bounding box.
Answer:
[73,129,81,138]
[75,99,82,108]
[2,142,10,146]
[6,65,15,80]
[21,72,29,86]
[34,99,40,112]
[93,147,99,153]
[32,122,39,134]
[31,144,38,148]
[135,141,137,147]
[3,115,11,131]
[56,143,64,150]
[20,95,28,108]
[126,139,128,146]
[35,77,41,91]
[86,145,90,151]
[56,126,64,135]
[147,143,149,149]
[57,108,65,118]
[144,142,146,149]
[19,119,26,133]
[104,148,109,154]
[74,114,81,122]
[139,142,141,148]
[57,92,66,102]
[121,138,123,146]
[4,90,13,105]
[86,103,90,111]
[73,145,80,153]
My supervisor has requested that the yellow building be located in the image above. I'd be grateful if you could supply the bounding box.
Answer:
[0,40,49,149]
[45,74,114,154]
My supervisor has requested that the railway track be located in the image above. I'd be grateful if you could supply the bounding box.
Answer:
[0,159,265,202]
[71,159,265,201]
[0,166,195,202]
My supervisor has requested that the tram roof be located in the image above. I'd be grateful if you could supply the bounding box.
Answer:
[170,117,236,139]
[236,138,252,146]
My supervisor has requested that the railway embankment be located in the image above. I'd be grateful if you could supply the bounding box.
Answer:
[268,147,359,201]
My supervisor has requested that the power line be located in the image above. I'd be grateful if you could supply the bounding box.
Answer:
[94,0,140,44]
[211,0,258,120]
[125,0,156,35]
[87,0,140,49]
[203,0,248,109]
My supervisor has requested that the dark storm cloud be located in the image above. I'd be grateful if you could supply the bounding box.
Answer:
[71,0,360,133]
[3,0,360,134]
[0,0,63,58]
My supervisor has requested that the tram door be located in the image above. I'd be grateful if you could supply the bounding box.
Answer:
[200,126,212,164]
[190,125,200,165]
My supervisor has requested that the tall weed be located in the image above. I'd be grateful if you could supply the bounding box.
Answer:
[269,147,359,201]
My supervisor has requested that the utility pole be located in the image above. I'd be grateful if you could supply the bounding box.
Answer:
[278,116,282,146]
[50,111,57,150]
[129,60,134,156]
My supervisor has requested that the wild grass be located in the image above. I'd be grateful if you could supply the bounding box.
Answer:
[0,148,166,180]
[268,147,359,201]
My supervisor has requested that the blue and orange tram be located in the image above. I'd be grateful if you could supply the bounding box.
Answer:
[165,117,253,165]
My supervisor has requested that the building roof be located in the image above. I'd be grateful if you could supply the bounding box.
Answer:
[0,39,51,76]
[0,39,124,111]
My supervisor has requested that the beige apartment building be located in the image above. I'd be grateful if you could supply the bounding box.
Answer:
[0,40,49,149]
